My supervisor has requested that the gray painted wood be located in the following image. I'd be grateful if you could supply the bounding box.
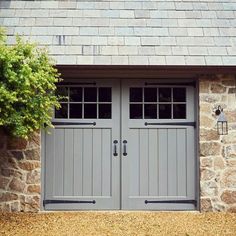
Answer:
[177,129,187,196]
[102,129,111,196]
[45,129,55,199]
[54,129,64,196]
[187,127,196,199]
[158,129,168,196]
[139,129,149,196]
[121,79,196,210]
[83,128,93,196]
[93,129,102,196]
[148,129,158,196]
[125,128,192,200]
[44,79,120,210]
[73,129,83,196]
[44,79,196,210]
[129,129,139,196]
[64,129,74,196]
[168,129,177,196]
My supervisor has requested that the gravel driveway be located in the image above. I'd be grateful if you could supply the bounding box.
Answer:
[0,212,236,236]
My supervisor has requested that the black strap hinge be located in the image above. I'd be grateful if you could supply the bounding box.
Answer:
[144,122,196,128]
[145,199,197,206]
[52,122,96,126]
[43,200,96,206]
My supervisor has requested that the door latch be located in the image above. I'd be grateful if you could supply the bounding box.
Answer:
[123,140,127,156]
[113,140,118,156]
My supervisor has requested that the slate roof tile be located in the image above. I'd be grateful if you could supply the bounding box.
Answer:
[1,0,235,65]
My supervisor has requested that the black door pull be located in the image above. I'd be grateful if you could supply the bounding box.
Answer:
[113,140,118,156]
[123,140,127,156]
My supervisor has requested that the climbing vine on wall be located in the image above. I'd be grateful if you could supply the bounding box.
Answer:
[0,28,61,138]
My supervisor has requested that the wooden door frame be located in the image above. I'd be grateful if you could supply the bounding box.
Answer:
[41,69,201,211]
[41,79,121,210]
[121,78,198,210]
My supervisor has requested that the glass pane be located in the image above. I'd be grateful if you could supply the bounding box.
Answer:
[84,104,97,118]
[55,103,68,118]
[70,104,82,118]
[173,104,186,119]
[70,87,82,102]
[99,87,111,102]
[173,88,186,102]
[159,88,171,102]
[144,104,157,119]
[130,104,143,119]
[144,88,157,102]
[84,87,97,102]
[56,87,68,102]
[159,104,171,119]
[99,104,111,119]
[130,88,142,102]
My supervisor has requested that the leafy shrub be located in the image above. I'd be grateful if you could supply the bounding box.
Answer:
[0,28,60,138]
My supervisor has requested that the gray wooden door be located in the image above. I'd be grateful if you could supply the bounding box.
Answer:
[44,79,196,210]
[44,79,120,210]
[121,80,196,210]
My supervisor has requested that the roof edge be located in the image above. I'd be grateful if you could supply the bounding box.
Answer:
[56,65,236,79]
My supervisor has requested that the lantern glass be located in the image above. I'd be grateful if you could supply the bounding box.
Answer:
[217,112,228,135]
[217,121,228,135]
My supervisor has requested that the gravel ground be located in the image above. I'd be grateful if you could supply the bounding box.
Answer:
[0,212,236,236]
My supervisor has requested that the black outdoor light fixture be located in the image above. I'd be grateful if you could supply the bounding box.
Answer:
[215,106,228,135]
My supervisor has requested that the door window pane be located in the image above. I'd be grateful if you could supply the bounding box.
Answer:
[57,87,68,102]
[70,104,82,118]
[130,104,143,119]
[99,88,111,102]
[159,88,171,102]
[84,87,97,102]
[173,104,186,119]
[99,104,111,119]
[84,104,97,118]
[173,88,186,102]
[159,104,171,119]
[55,103,68,118]
[55,86,113,120]
[144,88,157,102]
[144,104,157,119]
[130,88,142,102]
[70,87,82,102]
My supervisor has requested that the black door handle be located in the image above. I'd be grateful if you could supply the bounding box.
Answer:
[113,140,118,156]
[123,140,127,156]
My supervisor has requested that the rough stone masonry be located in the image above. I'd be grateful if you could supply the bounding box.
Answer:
[199,75,236,212]
[0,131,41,212]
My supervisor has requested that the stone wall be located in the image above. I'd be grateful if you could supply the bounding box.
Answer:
[0,130,41,212]
[199,75,236,212]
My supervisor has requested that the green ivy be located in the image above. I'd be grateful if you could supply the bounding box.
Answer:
[0,28,61,138]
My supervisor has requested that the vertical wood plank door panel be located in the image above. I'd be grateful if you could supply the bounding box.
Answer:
[44,78,197,211]
[121,80,197,210]
[44,80,120,210]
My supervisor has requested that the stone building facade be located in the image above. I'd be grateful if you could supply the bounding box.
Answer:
[0,0,236,212]
[0,131,41,212]
[1,75,235,212]
[199,75,236,212]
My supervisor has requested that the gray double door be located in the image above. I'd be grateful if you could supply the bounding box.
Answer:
[44,79,197,210]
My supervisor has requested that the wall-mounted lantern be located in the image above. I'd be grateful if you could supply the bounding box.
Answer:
[215,106,228,135]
